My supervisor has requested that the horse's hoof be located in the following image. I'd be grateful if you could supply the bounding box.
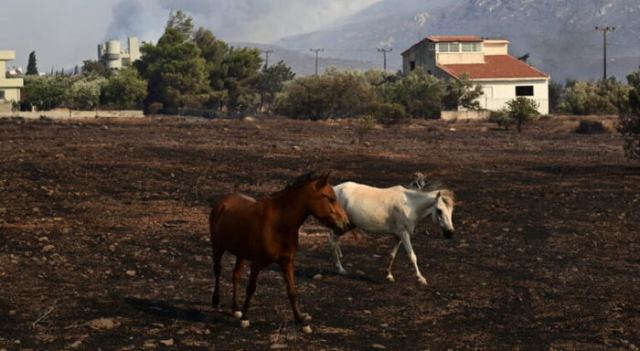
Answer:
[418,277,428,286]
[386,274,395,282]
[240,319,250,328]
[301,325,313,334]
[233,311,243,319]
[338,268,348,276]
[301,313,312,322]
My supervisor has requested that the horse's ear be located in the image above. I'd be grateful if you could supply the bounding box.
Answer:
[315,171,331,188]
[436,191,441,200]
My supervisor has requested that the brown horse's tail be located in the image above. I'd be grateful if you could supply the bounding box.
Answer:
[209,199,226,243]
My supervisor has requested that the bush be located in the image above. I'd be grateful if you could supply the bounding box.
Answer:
[576,120,607,134]
[275,69,377,120]
[560,79,630,115]
[101,68,147,109]
[489,109,513,130]
[506,97,540,133]
[66,77,105,110]
[442,74,483,111]
[382,70,443,119]
[148,102,164,115]
[370,102,408,124]
[618,70,640,160]
[23,76,72,111]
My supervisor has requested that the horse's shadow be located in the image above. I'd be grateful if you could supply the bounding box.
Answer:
[124,297,235,325]
[263,265,380,284]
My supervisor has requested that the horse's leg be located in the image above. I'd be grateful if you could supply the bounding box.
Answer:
[279,258,312,333]
[211,246,224,307]
[240,261,265,328]
[385,239,402,282]
[399,231,428,286]
[231,257,245,318]
[330,232,347,275]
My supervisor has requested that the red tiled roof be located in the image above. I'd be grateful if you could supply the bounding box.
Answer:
[438,55,549,80]
[426,35,483,43]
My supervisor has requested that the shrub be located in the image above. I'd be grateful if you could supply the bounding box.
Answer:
[23,76,72,111]
[506,97,540,133]
[382,70,443,119]
[370,102,408,124]
[442,74,483,111]
[618,70,640,160]
[275,69,377,120]
[489,109,513,130]
[101,68,147,109]
[576,120,607,134]
[560,79,630,115]
[148,102,164,115]
[66,77,106,110]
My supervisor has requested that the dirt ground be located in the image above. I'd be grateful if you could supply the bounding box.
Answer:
[1,115,639,350]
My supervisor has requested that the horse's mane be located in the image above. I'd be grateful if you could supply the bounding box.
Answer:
[409,173,455,204]
[272,170,327,196]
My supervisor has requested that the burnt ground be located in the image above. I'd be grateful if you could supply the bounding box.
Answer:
[0,116,639,350]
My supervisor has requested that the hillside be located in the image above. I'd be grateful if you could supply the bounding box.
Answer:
[277,0,640,80]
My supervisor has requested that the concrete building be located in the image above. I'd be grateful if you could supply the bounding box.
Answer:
[402,35,550,115]
[0,50,24,111]
[98,37,141,70]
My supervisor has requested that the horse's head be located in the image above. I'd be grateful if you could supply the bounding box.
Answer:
[408,172,428,190]
[305,172,351,235]
[432,190,456,239]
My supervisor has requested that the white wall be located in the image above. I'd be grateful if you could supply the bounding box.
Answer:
[477,79,549,115]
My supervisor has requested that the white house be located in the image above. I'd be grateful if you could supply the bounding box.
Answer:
[0,50,24,111]
[402,35,550,115]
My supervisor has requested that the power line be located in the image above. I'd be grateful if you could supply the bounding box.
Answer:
[262,49,274,69]
[310,48,324,76]
[377,48,393,71]
[595,26,616,81]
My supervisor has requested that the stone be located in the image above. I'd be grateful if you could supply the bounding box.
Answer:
[41,245,55,253]
[88,318,119,330]
[159,339,174,346]
[126,270,137,277]
[372,344,387,349]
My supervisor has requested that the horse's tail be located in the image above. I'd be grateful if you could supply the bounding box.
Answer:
[209,198,226,243]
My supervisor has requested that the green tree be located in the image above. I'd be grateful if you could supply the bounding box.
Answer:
[255,61,295,113]
[618,69,640,160]
[383,70,444,118]
[101,68,148,109]
[26,51,38,76]
[66,77,106,110]
[82,60,109,77]
[221,47,263,111]
[138,10,210,112]
[560,79,630,115]
[193,27,229,108]
[548,80,564,113]
[506,97,540,133]
[23,76,72,111]
[276,69,377,120]
[442,74,483,111]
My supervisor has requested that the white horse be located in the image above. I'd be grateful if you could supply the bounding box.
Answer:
[329,181,456,286]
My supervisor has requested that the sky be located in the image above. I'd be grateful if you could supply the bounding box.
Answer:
[0,0,381,71]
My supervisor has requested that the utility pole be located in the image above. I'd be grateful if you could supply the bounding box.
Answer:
[310,48,324,76]
[262,49,274,69]
[595,26,616,81]
[377,48,393,71]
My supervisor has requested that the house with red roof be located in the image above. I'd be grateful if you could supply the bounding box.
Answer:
[402,36,550,115]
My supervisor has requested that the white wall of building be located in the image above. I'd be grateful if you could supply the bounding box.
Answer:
[477,79,550,115]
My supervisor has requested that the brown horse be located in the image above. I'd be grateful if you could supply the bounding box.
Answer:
[209,171,350,333]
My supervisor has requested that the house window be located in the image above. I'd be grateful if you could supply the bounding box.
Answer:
[516,86,534,96]
[449,43,460,52]
[410,61,416,71]
[438,43,450,53]
[462,43,481,52]
[0,90,5,101]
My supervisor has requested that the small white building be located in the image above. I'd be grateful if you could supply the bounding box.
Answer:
[402,35,550,115]
[98,37,141,70]
[0,50,24,110]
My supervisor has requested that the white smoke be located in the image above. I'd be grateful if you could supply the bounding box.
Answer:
[107,0,381,43]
